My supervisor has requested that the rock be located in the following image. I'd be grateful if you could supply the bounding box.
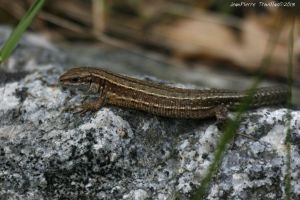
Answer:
[0,26,299,199]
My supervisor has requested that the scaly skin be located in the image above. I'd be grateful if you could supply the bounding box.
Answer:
[59,67,288,119]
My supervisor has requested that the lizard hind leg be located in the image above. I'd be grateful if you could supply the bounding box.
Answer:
[214,105,229,122]
[214,105,257,141]
[214,105,230,130]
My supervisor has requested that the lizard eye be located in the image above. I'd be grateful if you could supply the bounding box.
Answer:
[72,78,79,82]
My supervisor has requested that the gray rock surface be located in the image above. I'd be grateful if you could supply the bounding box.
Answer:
[0,26,300,200]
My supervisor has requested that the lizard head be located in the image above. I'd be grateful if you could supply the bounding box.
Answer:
[59,67,93,92]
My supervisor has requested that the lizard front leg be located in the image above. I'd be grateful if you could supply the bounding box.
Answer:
[77,95,107,115]
[77,84,108,115]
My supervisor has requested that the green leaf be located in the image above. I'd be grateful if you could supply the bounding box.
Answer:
[193,14,286,200]
[0,0,45,63]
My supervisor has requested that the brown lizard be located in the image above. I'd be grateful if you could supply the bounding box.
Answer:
[59,67,288,120]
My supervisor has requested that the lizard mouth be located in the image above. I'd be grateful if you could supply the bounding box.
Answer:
[59,77,88,91]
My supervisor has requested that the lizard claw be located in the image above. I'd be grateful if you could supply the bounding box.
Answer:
[79,109,89,116]
[74,104,92,116]
[74,100,104,116]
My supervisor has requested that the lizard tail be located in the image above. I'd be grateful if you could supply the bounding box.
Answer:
[250,86,289,107]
